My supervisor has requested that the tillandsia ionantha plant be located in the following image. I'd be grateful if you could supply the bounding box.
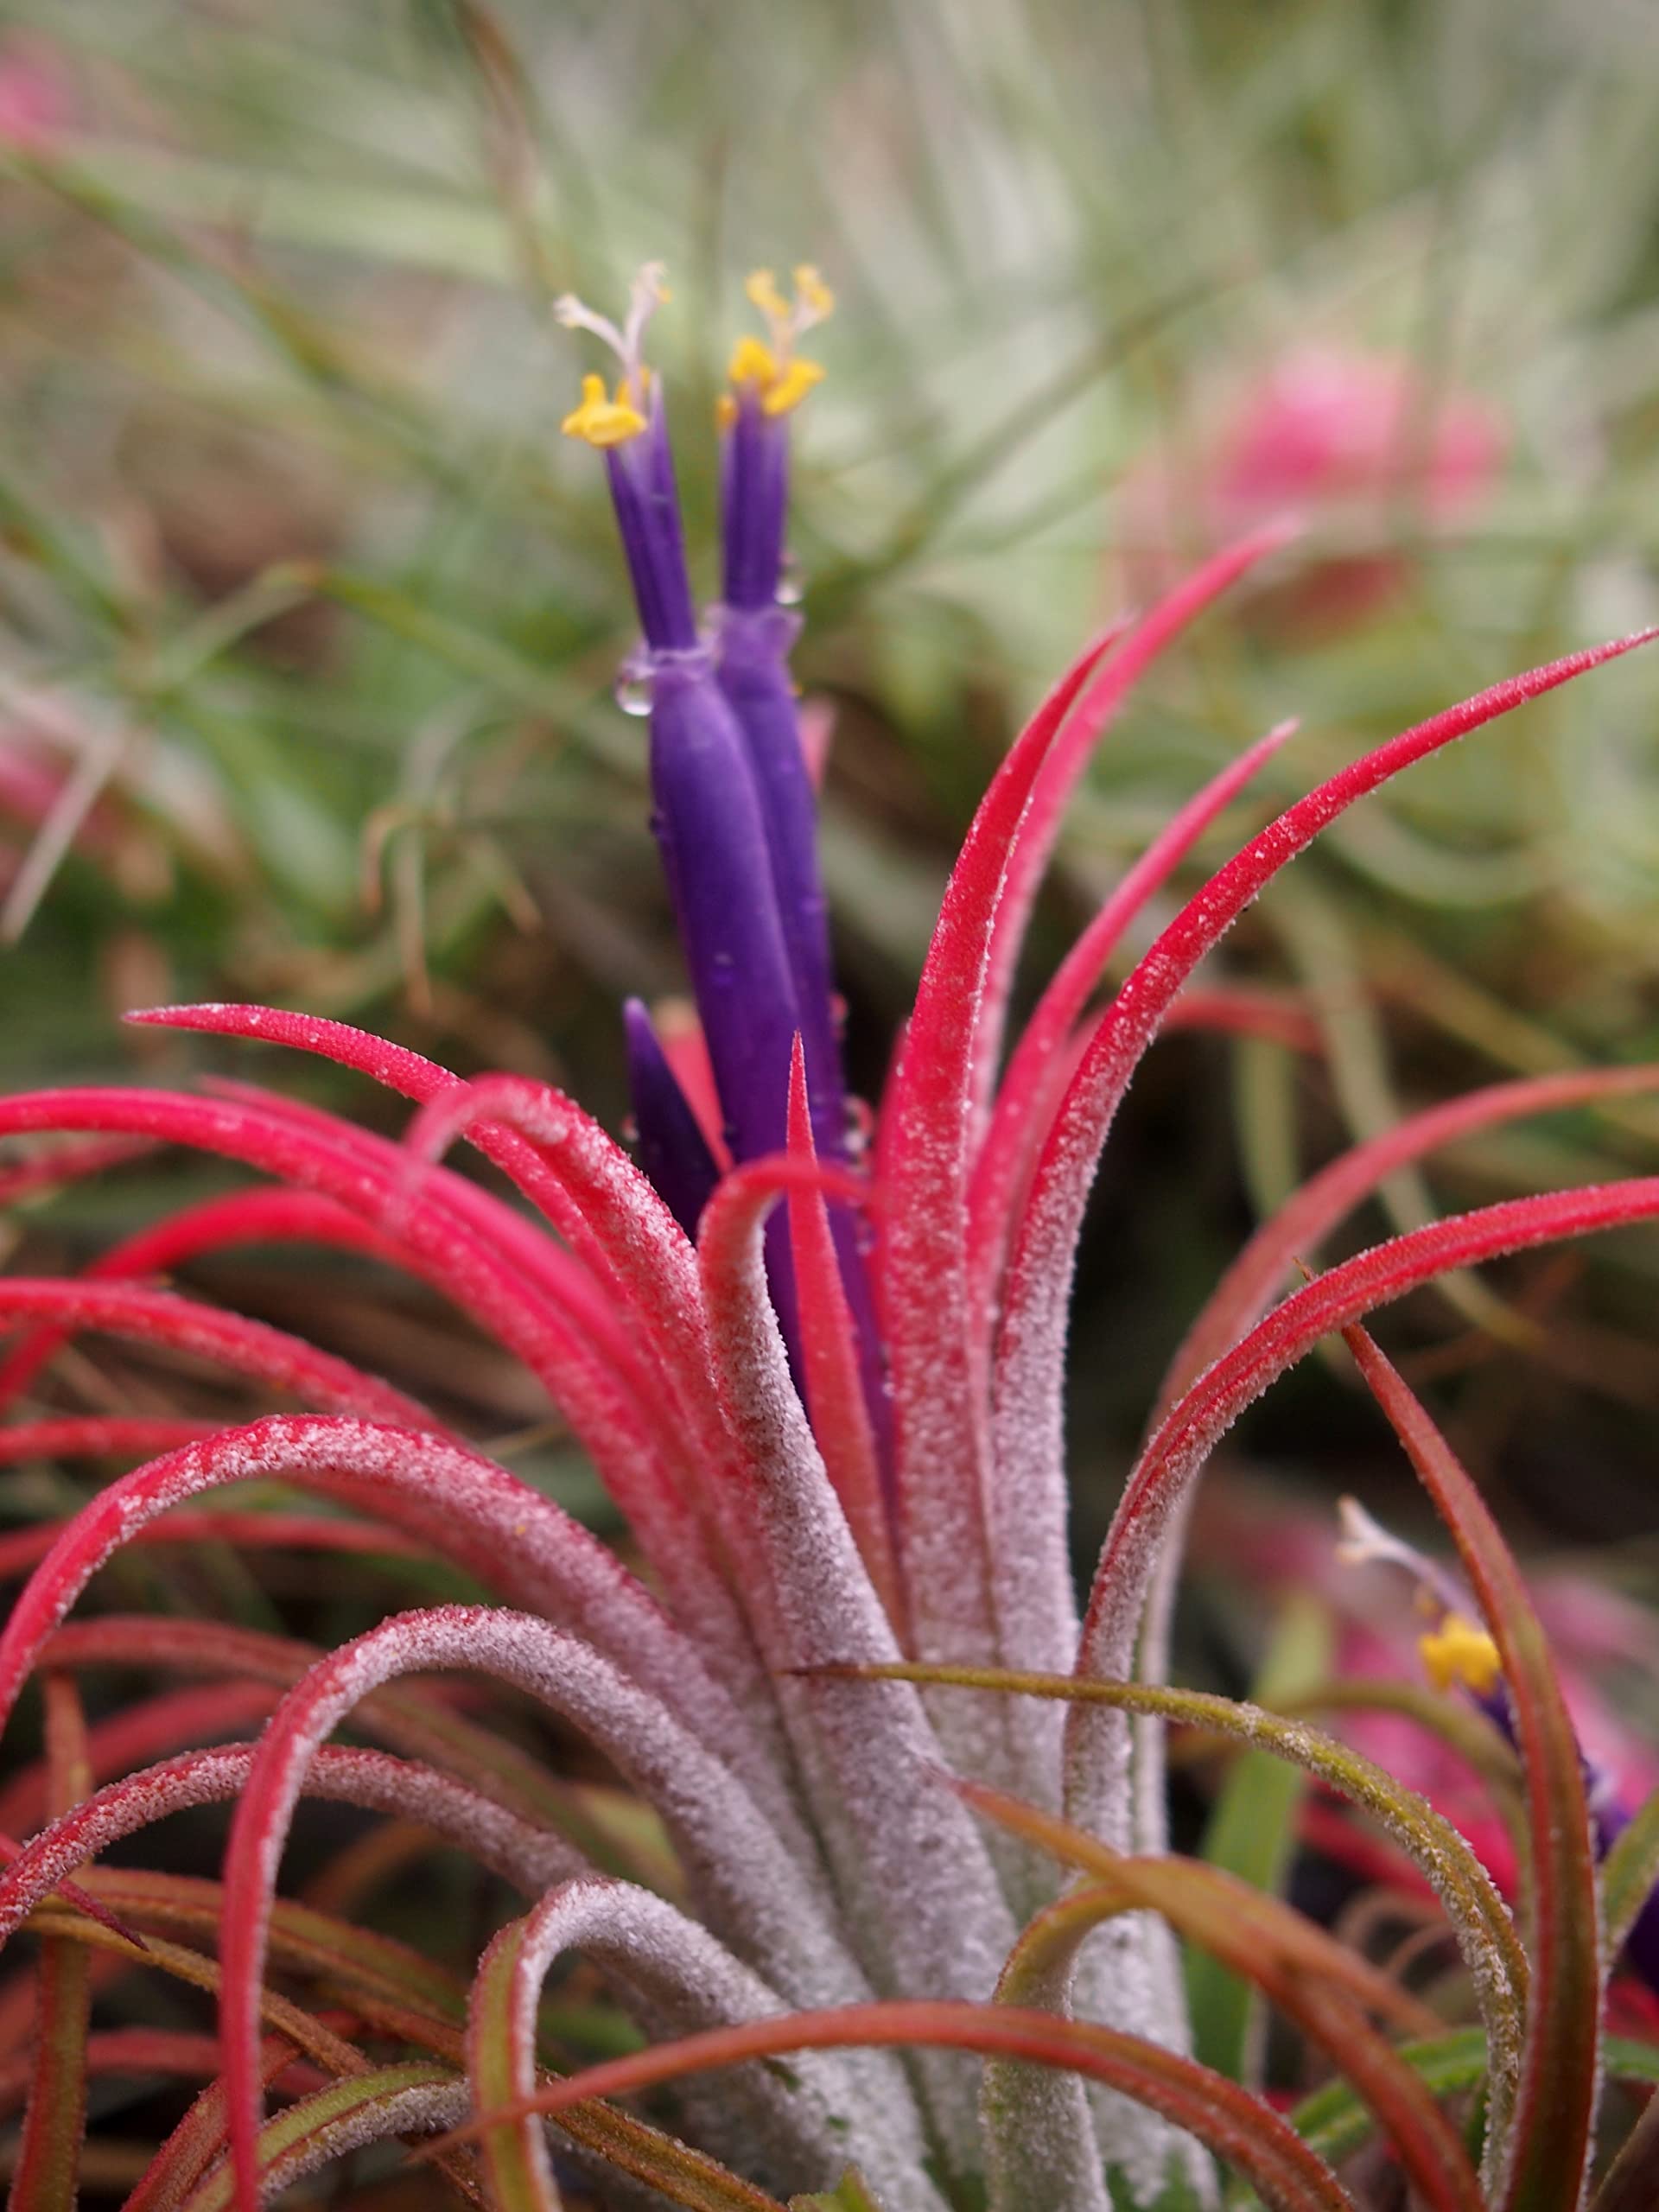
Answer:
[1,262,1659,2212]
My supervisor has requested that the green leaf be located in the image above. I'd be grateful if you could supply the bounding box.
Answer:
[1287,2030,1659,2171]
[175,2061,467,2211]
[1602,1780,1659,1965]
[1186,1593,1332,2084]
[959,1786,1483,2212]
[1291,2028,1489,2168]
[789,2171,882,2211]
[8,1936,93,2209]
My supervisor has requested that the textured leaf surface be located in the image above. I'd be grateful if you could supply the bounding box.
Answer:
[432,1999,1357,2212]
[1342,1325,1601,2212]
[215,1604,869,2208]
[822,1662,1525,2055]
[1185,1598,1332,2085]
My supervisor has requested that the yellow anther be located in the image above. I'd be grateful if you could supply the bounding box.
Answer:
[1420,1613,1502,1698]
[793,264,834,321]
[560,373,646,449]
[728,267,832,420]
[745,268,791,324]
[727,335,779,389]
[760,357,825,416]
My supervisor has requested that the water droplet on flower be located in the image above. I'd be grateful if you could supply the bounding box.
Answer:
[776,556,804,607]
[620,1114,639,1146]
[613,670,653,716]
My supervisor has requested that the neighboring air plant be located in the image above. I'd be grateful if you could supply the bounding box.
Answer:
[0,264,1656,2212]
[1118,346,1505,635]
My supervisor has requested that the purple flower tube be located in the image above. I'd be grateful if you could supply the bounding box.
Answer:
[622,998,719,1238]
[644,648,803,1173]
[715,272,848,1165]
[715,601,844,1152]
[715,274,894,1463]
[559,267,807,1346]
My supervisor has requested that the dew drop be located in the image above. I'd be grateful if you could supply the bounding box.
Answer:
[776,556,804,607]
[613,670,653,717]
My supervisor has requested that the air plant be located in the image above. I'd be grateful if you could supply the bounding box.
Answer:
[0,261,1656,2212]
[1117,346,1505,634]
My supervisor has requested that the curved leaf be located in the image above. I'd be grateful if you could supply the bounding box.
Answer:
[1068,1179,1659,1860]
[817,1658,1526,2056]
[0,1276,431,1427]
[467,1876,913,2212]
[0,1075,735,1650]
[429,1999,1359,2212]
[0,1414,783,1832]
[1602,1782,1659,1966]
[1588,2078,1659,2212]
[1341,1325,1600,2212]
[956,1778,1482,2212]
[1288,2032,1659,2175]
[173,2061,474,2212]
[33,1609,667,1881]
[214,1604,871,2209]
[0,1742,583,1957]
[1159,1061,1659,1420]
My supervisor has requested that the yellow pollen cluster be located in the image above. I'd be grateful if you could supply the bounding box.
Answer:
[561,372,645,449]
[1419,1612,1502,1697]
[721,265,834,423]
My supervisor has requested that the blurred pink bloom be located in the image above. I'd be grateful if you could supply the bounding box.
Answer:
[0,35,74,155]
[1119,346,1505,633]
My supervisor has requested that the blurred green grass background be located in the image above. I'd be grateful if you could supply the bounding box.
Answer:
[3,0,1659,1575]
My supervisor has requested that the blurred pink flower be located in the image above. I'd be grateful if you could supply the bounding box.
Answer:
[1119,346,1505,633]
[0,34,74,155]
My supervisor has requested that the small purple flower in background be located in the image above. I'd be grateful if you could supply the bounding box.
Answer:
[1335,1497,1659,1993]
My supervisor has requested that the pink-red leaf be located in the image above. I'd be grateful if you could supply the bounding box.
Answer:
[784,1039,901,1630]
[1341,1326,1600,2212]
[0,1415,781,1826]
[1160,1060,1659,1420]
[1069,1175,1659,1855]
[1001,629,1659,1820]
[429,1999,1357,2212]
[215,1605,871,2209]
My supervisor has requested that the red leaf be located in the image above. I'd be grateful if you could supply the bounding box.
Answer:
[430,1999,1356,2212]
[785,1041,902,1630]
[1341,1328,1599,2212]
[1068,1176,1659,1855]
[1159,1060,1659,1421]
